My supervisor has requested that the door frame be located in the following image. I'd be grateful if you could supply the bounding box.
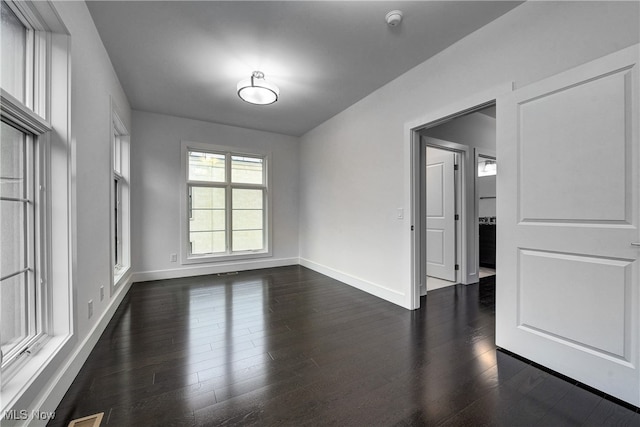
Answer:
[405,82,512,309]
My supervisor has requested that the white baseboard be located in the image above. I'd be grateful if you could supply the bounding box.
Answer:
[299,258,408,309]
[131,257,299,283]
[27,273,134,427]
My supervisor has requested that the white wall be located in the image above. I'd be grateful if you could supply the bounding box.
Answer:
[131,111,300,281]
[299,0,639,309]
[12,1,134,423]
[422,112,496,151]
[60,1,133,338]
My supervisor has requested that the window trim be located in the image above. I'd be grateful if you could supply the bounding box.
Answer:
[1,0,72,412]
[0,89,50,135]
[0,0,52,381]
[110,105,130,287]
[180,141,272,264]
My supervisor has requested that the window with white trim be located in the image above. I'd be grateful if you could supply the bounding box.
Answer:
[183,144,269,261]
[1,0,50,376]
[0,0,71,398]
[112,111,130,284]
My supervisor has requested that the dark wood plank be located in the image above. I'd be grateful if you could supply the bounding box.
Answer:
[47,266,639,427]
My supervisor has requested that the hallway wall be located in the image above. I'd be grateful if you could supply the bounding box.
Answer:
[298,1,639,308]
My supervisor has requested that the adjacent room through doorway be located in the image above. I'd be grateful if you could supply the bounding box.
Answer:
[418,103,497,294]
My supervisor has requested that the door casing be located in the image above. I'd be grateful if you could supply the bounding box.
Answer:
[405,82,512,309]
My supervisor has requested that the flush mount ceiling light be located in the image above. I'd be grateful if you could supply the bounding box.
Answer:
[237,71,279,105]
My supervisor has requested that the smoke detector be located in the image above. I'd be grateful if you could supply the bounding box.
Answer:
[385,10,403,27]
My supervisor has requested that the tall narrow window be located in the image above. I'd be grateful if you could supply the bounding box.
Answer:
[0,0,51,375]
[111,110,130,285]
[0,0,71,411]
[184,145,269,261]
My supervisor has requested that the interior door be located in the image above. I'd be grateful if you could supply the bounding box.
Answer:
[426,147,456,282]
[496,44,640,406]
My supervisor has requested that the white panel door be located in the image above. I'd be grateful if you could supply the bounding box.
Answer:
[426,147,456,281]
[496,44,640,406]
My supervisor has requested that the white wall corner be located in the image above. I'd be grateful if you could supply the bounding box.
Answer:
[299,258,409,309]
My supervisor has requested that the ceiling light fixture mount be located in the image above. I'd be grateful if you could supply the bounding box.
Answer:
[237,71,279,105]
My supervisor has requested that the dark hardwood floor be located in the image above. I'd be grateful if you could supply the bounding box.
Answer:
[49,266,640,426]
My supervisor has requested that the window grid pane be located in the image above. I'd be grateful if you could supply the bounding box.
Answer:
[232,188,264,252]
[190,186,226,254]
[113,133,121,174]
[0,272,29,357]
[1,0,26,102]
[1,121,25,199]
[1,199,26,275]
[231,155,263,185]
[188,151,225,183]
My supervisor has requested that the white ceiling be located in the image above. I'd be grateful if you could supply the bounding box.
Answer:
[86,1,522,136]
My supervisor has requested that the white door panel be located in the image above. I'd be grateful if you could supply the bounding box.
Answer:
[426,229,445,264]
[519,249,630,358]
[497,44,640,406]
[426,147,456,281]
[519,70,630,223]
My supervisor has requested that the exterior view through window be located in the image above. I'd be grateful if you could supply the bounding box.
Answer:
[187,150,266,256]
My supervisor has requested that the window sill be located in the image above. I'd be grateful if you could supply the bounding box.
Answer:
[1,334,72,415]
[114,266,130,287]
[182,250,271,265]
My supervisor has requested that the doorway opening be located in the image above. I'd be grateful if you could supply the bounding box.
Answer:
[407,85,507,310]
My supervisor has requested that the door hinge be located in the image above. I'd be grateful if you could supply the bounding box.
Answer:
[454,164,459,171]
[455,264,459,271]
[411,225,414,231]
[454,214,459,221]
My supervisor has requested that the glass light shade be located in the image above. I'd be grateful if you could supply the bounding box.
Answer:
[237,71,279,105]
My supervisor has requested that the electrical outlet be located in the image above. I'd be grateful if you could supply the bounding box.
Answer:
[88,300,93,319]
[170,253,177,262]
[100,286,104,301]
